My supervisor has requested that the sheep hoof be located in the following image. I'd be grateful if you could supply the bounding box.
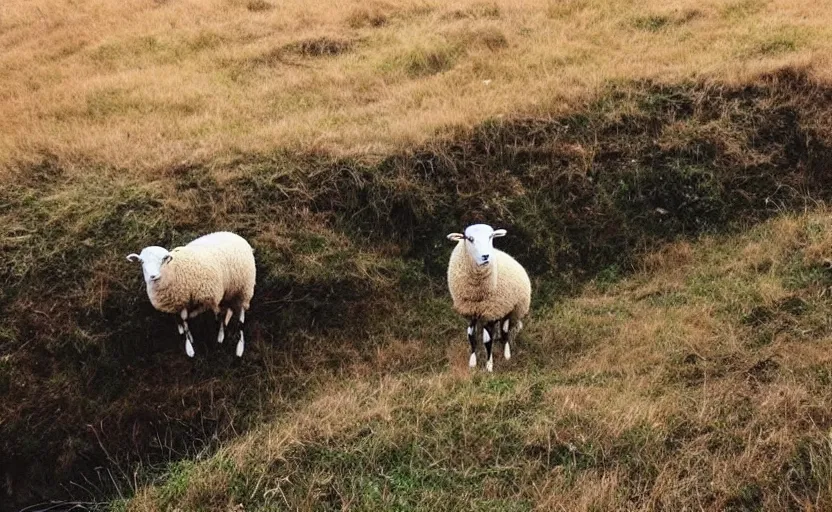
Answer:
[468,353,477,368]
[236,333,245,357]
[185,339,195,358]
[486,357,493,373]
[504,343,511,360]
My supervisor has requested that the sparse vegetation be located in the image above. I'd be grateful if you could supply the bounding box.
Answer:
[282,37,360,58]
[246,0,273,12]
[632,9,701,32]
[3,0,832,510]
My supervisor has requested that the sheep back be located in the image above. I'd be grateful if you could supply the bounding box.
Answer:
[186,232,256,309]
[147,248,225,314]
[147,232,256,314]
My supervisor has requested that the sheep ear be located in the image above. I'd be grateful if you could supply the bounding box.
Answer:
[492,229,507,238]
[127,253,141,263]
[447,233,465,242]
[163,254,172,264]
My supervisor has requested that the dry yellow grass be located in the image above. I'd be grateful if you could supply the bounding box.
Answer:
[2,0,832,172]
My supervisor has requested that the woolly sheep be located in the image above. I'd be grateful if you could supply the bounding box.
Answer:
[127,231,256,358]
[447,224,531,372]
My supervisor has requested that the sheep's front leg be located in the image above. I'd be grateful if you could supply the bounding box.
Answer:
[235,308,246,357]
[467,318,478,368]
[217,308,233,344]
[179,309,195,358]
[483,322,496,372]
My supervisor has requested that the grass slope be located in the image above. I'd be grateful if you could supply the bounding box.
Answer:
[3,70,832,509]
[3,0,832,509]
[126,209,832,511]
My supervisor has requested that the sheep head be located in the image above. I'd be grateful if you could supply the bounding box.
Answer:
[127,246,172,284]
[446,224,506,268]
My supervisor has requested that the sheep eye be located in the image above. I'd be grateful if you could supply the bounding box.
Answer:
[466,236,474,242]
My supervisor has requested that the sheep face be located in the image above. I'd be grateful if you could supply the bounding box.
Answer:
[127,246,172,284]
[447,224,507,268]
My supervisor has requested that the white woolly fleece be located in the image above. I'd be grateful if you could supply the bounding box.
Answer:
[143,232,256,316]
[447,240,531,323]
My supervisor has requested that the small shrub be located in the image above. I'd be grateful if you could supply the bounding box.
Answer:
[633,15,672,32]
[282,36,357,57]
[246,0,273,12]
[395,42,461,77]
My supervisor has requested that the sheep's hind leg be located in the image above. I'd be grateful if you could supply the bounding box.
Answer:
[217,308,233,344]
[179,309,195,358]
[501,316,512,360]
[483,322,497,372]
[235,308,246,357]
[467,318,478,368]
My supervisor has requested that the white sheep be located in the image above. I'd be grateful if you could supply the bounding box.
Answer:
[447,224,531,372]
[127,231,256,358]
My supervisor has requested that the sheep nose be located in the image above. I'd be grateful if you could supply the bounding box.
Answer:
[482,254,489,262]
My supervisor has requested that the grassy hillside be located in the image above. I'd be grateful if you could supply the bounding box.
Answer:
[3,0,832,510]
[126,209,832,510]
[3,70,832,510]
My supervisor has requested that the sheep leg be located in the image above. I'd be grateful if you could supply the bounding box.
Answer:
[235,308,246,357]
[188,305,207,319]
[467,318,477,368]
[217,308,233,344]
[501,316,512,360]
[483,322,495,373]
[180,309,195,358]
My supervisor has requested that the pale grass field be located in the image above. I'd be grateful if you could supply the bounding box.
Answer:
[2,0,832,173]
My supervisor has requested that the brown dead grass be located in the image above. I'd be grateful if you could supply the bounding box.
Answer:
[2,0,832,172]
